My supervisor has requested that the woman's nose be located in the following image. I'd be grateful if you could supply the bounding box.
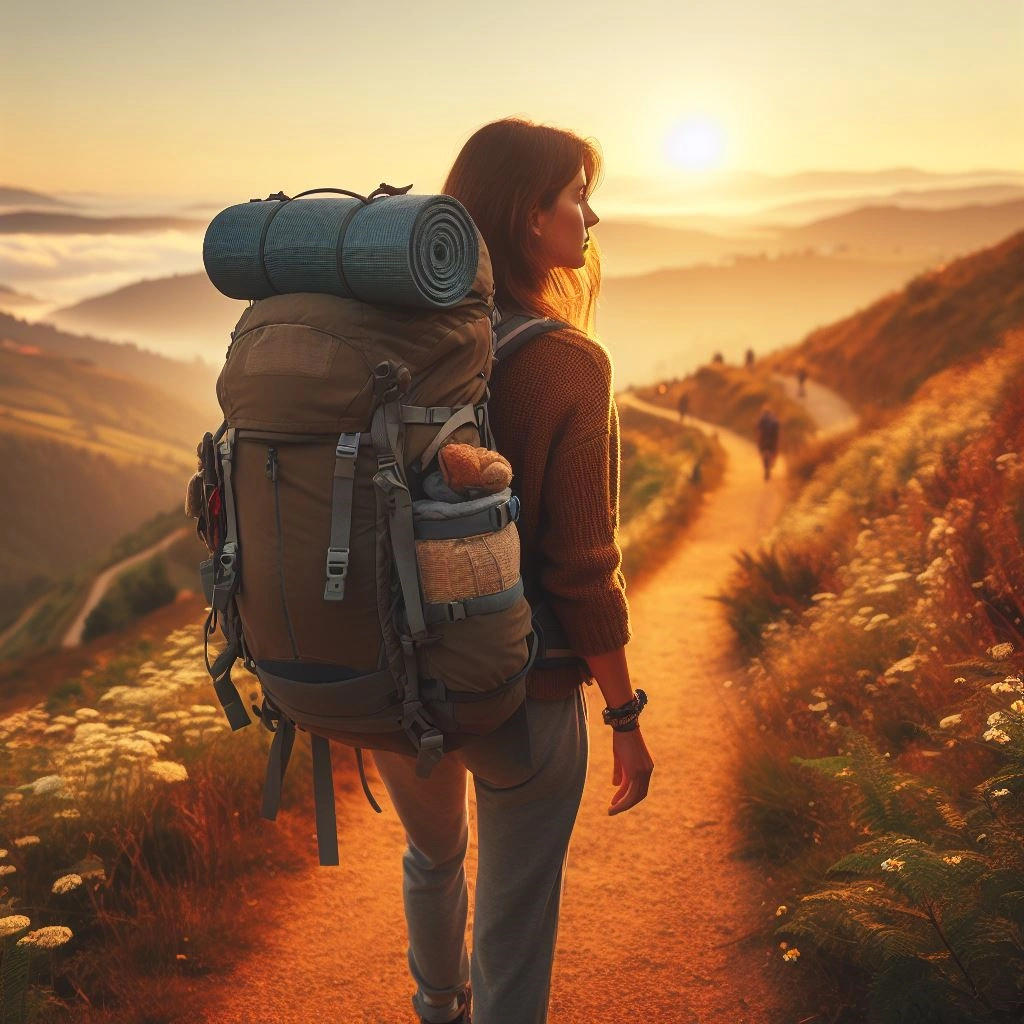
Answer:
[584,201,600,228]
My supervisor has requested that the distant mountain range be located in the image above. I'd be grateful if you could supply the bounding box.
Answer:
[46,274,245,360]
[773,229,1024,407]
[39,198,1024,380]
[0,212,205,234]
[0,283,41,309]
[0,186,72,209]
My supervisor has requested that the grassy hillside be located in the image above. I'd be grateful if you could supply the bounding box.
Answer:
[719,334,1024,1022]
[0,345,213,630]
[773,229,1024,408]
[633,362,817,455]
[0,311,221,419]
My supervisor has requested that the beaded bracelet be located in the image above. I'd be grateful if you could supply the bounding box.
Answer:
[602,688,648,731]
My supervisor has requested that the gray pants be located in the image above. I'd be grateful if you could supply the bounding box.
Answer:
[372,689,589,1024]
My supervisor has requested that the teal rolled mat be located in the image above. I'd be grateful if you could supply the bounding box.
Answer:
[203,192,480,309]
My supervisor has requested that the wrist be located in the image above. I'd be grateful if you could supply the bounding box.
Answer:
[601,688,648,731]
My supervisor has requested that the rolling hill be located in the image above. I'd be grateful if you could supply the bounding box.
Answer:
[781,198,1024,257]
[0,343,210,628]
[771,229,1024,407]
[0,311,221,418]
[0,212,204,234]
[0,186,70,208]
[46,273,245,359]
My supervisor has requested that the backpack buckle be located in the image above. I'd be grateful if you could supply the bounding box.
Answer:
[444,601,467,623]
[324,547,349,600]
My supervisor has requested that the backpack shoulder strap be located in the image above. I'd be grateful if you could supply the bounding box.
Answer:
[493,313,571,364]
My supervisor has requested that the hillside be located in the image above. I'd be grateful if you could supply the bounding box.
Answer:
[772,229,1024,407]
[0,311,221,418]
[46,272,245,358]
[600,250,931,386]
[781,197,1024,256]
[0,345,211,628]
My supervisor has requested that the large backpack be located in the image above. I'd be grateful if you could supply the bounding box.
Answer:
[187,189,584,864]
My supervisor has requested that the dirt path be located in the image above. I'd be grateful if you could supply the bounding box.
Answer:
[192,394,852,1024]
[773,373,858,437]
[61,528,188,648]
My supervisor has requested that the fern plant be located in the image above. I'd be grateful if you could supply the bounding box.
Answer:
[781,728,1024,1022]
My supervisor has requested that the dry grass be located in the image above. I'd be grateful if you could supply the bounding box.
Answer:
[721,334,1024,1020]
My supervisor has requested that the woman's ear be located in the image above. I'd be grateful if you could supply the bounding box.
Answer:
[528,205,545,238]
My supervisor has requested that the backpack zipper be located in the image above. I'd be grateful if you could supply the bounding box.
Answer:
[266,447,299,659]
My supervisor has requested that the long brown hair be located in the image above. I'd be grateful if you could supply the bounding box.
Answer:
[442,117,603,334]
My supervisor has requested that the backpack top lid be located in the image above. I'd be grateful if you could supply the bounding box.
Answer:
[203,187,483,311]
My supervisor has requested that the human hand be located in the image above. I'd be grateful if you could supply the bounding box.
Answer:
[609,727,653,815]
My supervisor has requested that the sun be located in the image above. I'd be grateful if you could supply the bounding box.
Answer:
[665,117,727,172]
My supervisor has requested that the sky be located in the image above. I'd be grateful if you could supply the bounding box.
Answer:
[2,0,1023,201]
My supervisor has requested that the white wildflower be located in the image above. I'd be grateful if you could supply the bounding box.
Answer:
[988,711,1008,726]
[942,855,963,865]
[938,714,962,730]
[1011,700,1024,714]
[881,858,905,872]
[133,731,171,745]
[782,947,800,963]
[884,571,912,583]
[29,775,65,796]
[73,708,100,720]
[0,916,30,937]
[808,702,828,713]
[991,788,1011,799]
[51,874,83,895]
[17,926,73,950]
[983,727,1011,744]
[990,643,1015,660]
[147,761,189,784]
[991,682,1017,694]
[0,865,17,876]
[13,835,40,848]
[885,656,920,678]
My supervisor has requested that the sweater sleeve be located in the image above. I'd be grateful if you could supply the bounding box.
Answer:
[534,338,631,657]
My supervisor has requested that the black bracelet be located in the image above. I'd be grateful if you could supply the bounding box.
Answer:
[602,688,648,728]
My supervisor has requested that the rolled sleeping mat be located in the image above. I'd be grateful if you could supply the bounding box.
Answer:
[203,194,480,310]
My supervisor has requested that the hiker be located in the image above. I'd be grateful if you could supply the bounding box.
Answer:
[371,118,653,1024]
[745,347,755,369]
[677,392,690,422]
[797,366,808,398]
[756,404,780,481]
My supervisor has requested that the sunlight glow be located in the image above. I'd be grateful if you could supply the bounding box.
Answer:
[665,118,726,172]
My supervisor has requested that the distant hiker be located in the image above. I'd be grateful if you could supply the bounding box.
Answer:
[677,392,690,422]
[756,404,780,481]
[797,366,808,398]
[745,347,755,369]
[712,351,725,364]
[370,118,653,1024]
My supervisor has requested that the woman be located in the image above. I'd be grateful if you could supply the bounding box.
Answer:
[372,117,654,1024]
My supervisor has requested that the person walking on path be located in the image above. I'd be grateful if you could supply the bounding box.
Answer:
[677,391,690,422]
[371,118,654,1024]
[756,403,781,481]
[797,365,808,398]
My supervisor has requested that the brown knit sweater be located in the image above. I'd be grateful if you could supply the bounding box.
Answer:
[487,326,632,700]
